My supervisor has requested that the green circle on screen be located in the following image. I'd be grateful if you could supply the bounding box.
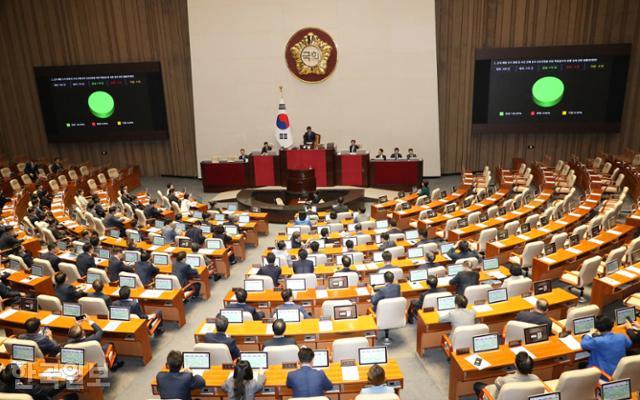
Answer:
[88,90,115,119]
[531,76,564,108]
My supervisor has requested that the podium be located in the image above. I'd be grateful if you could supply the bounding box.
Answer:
[336,152,369,186]
[250,152,280,187]
[369,159,423,190]
[280,148,335,187]
[286,169,316,195]
[200,161,250,192]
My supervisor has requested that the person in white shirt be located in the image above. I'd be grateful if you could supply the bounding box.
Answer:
[180,193,194,215]
[272,241,293,266]
[501,263,525,287]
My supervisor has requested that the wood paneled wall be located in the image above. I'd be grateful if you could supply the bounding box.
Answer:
[436,0,640,174]
[0,0,197,176]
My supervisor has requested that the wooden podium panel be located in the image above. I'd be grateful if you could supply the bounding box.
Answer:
[369,159,423,190]
[200,161,250,192]
[250,152,280,187]
[336,152,369,186]
[280,148,335,187]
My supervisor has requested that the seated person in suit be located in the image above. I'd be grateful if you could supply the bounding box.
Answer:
[260,141,272,154]
[387,219,402,234]
[0,225,21,250]
[515,299,552,335]
[371,271,401,311]
[336,255,352,273]
[378,251,394,272]
[344,239,356,253]
[302,126,317,146]
[348,139,360,153]
[51,157,64,173]
[286,347,333,397]
[167,189,180,208]
[156,350,205,400]
[16,246,33,269]
[294,211,312,227]
[290,231,302,249]
[172,251,201,298]
[449,260,480,295]
[76,244,96,276]
[0,273,22,306]
[501,263,526,287]
[319,227,330,240]
[390,147,402,159]
[205,315,241,359]
[360,364,395,394]
[406,148,417,159]
[263,319,298,348]
[419,179,431,197]
[625,319,640,345]
[447,240,482,262]
[309,240,321,255]
[19,317,60,356]
[442,294,476,331]
[274,289,310,319]
[107,248,134,282]
[582,315,632,376]
[0,363,71,400]
[135,251,160,286]
[474,352,540,398]
[113,286,164,336]
[239,148,249,162]
[89,279,112,307]
[222,360,265,400]
[378,233,395,251]
[65,315,125,371]
[143,198,163,220]
[40,242,61,272]
[408,274,442,323]
[104,206,125,230]
[375,148,386,160]
[272,241,292,266]
[54,271,86,303]
[332,196,349,213]
[186,221,205,245]
[227,288,264,320]
[258,252,281,286]
[293,249,314,274]
[356,206,368,223]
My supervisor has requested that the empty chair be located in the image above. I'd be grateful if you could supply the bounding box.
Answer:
[503,277,532,297]
[509,241,544,275]
[264,344,299,364]
[552,304,600,334]
[625,236,640,263]
[486,205,498,219]
[290,273,317,289]
[571,224,588,240]
[321,300,354,319]
[79,165,90,176]
[48,179,60,193]
[332,337,369,362]
[59,262,82,284]
[418,242,439,255]
[87,179,98,193]
[437,218,459,240]
[514,175,533,193]
[587,215,603,235]
[524,213,539,227]
[336,211,351,221]
[9,179,20,193]
[310,253,328,266]
[503,320,537,344]
[415,195,429,206]
[560,255,601,301]
[375,297,407,344]
[32,258,55,279]
[193,343,233,365]
[454,257,479,267]
[597,245,626,275]
[37,294,62,313]
[247,274,274,290]
[0,167,11,178]
[8,254,29,272]
[504,221,519,236]
[328,223,343,232]
[543,367,600,400]
[388,233,405,243]
[79,297,109,317]
[502,199,514,212]
[604,173,625,194]
[356,234,372,246]
[463,284,491,304]
[467,211,480,225]
[608,354,640,392]
[477,228,497,253]
[333,271,358,287]
[385,246,405,259]
[431,188,441,200]
[550,232,568,250]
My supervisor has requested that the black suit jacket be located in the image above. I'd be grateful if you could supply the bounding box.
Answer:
[144,204,162,219]
[0,232,20,250]
[104,214,124,229]
[263,336,297,348]
[88,291,112,307]
[40,251,61,272]
[349,144,359,152]
[55,283,85,303]
[515,310,553,335]
[450,270,480,295]
[303,131,316,143]
[135,261,160,286]
[107,256,134,282]
[172,261,198,287]
[186,227,205,245]
[293,259,314,274]
[372,283,401,311]
[258,264,281,286]
[156,371,205,400]
[112,298,147,319]
[204,332,241,359]
[19,332,60,356]
[226,302,262,321]
[76,252,96,276]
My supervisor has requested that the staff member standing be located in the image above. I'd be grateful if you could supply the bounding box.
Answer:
[303,126,317,147]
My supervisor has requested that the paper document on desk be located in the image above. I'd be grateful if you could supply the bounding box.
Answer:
[40,368,79,380]
[464,354,491,370]
[539,227,550,233]
[618,270,637,279]
[473,304,493,313]
[41,314,59,325]
[199,323,216,335]
[265,324,273,335]
[626,266,640,275]
[513,211,523,216]
[104,321,123,331]
[148,245,159,251]
[556,220,568,225]
[492,242,505,248]
[600,276,621,286]
[365,263,379,271]
[316,290,328,299]
[609,229,623,236]
[559,335,582,351]
[496,217,506,222]
[342,366,360,381]
[517,234,530,241]
[523,296,538,306]
[589,239,605,245]
[569,212,581,217]
[355,264,366,271]
[164,246,175,252]
[141,290,163,298]
[409,281,423,290]
[486,270,506,280]
[356,287,370,296]
[476,223,488,229]
[525,205,535,209]
[0,308,17,319]
[540,257,555,264]
[567,248,582,255]
[319,320,333,332]
[510,346,536,359]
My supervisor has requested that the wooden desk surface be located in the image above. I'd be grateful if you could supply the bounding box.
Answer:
[223,286,374,303]
[0,308,145,334]
[393,182,473,218]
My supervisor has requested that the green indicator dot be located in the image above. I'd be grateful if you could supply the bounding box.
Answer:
[88,90,115,119]
[532,76,564,108]
[66,123,71,127]
[499,112,504,117]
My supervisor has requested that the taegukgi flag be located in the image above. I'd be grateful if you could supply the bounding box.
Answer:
[275,97,293,148]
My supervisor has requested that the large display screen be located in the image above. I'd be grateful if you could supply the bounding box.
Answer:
[472,44,630,133]
[34,62,168,142]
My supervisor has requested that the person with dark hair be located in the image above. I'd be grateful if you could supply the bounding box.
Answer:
[51,157,64,174]
[135,250,160,286]
[582,315,632,376]
[238,148,249,162]
[375,148,386,160]
[0,362,73,400]
[92,195,106,218]
[186,221,205,245]
[443,294,476,331]
[319,227,330,239]
[227,288,264,320]
[344,239,355,253]
[263,319,297,348]
[0,272,22,305]
[360,364,394,394]
[144,198,163,220]
[16,245,33,269]
[258,252,281,286]
[406,148,417,159]
[40,242,61,272]
[348,139,360,153]
[107,248,134,282]
[390,147,402,160]
[274,289,309,319]
[501,263,525,286]
[332,196,349,213]
[54,272,86,303]
[172,251,201,298]
[515,299,552,335]
[379,251,394,271]
[104,206,125,230]
[388,219,401,234]
[290,231,302,249]
[286,347,333,397]
[222,359,266,400]
[156,350,205,400]
[205,315,241,359]
[356,206,368,223]
[293,249,314,274]
[447,240,482,262]
[294,212,312,227]
[419,180,431,197]
[302,126,317,147]
[408,274,443,323]
[450,260,480,295]
[88,279,112,307]
[378,232,394,251]
[272,241,292,266]
[260,141,272,155]
[474,352,540,398]
[336,255,352,273]
[0,225,21,250]
[76,244,96,276]
[113,286,164,336]
[309,240,321,254]
[371,271,400,311]
[19,317,60,356]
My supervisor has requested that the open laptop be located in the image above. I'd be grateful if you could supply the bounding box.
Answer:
[591,226,601,237]
[482,258,499,271]
[97,248,110,260]
[606,259,620,275]
[244,279,265,292]
[601,379,632,400]
[151,253,169,265]
[154,220,165,228]
[472,333,500,353]
[375,220,389,233]
[274,308,301,323]
[155,277,173,291]
[544,242,556,255]
[358,346,388,365]
[436,295,456,319]
[240,352,268,370]
[12,344,35,363]
[285,278,306,291]
[440,242,454,254]
[31,264,43,277]
[129,231,141,243]
[152,236,165,246]
[573,315,595,335]
[183,352,210,376]
[372,251,384,262]
[487,288,508,304]
[123,251,140,263]
[408,247,424,260]
[524,325,549,345]
[224,225,238,235]
[220,309,243,323]
[405,229,419,244]
[569,234,580,247]
[409,269,428,283]
[445,204,456,214]
[109,306,131,321]
[520,223,531,234]
[312,349,329,369]
[328,275,348,289]
[334,304,357,320]
[533,279,552,295]
[369,273,385,287]
[529,393,560,400]
[615,307,636,325]
[119,275,137,289]
[60,348,85,366]
[63,302,82,318]
[186,254,202,268]
[447,264,464,276]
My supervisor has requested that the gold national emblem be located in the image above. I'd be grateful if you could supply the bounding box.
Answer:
[289,32,333,76]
